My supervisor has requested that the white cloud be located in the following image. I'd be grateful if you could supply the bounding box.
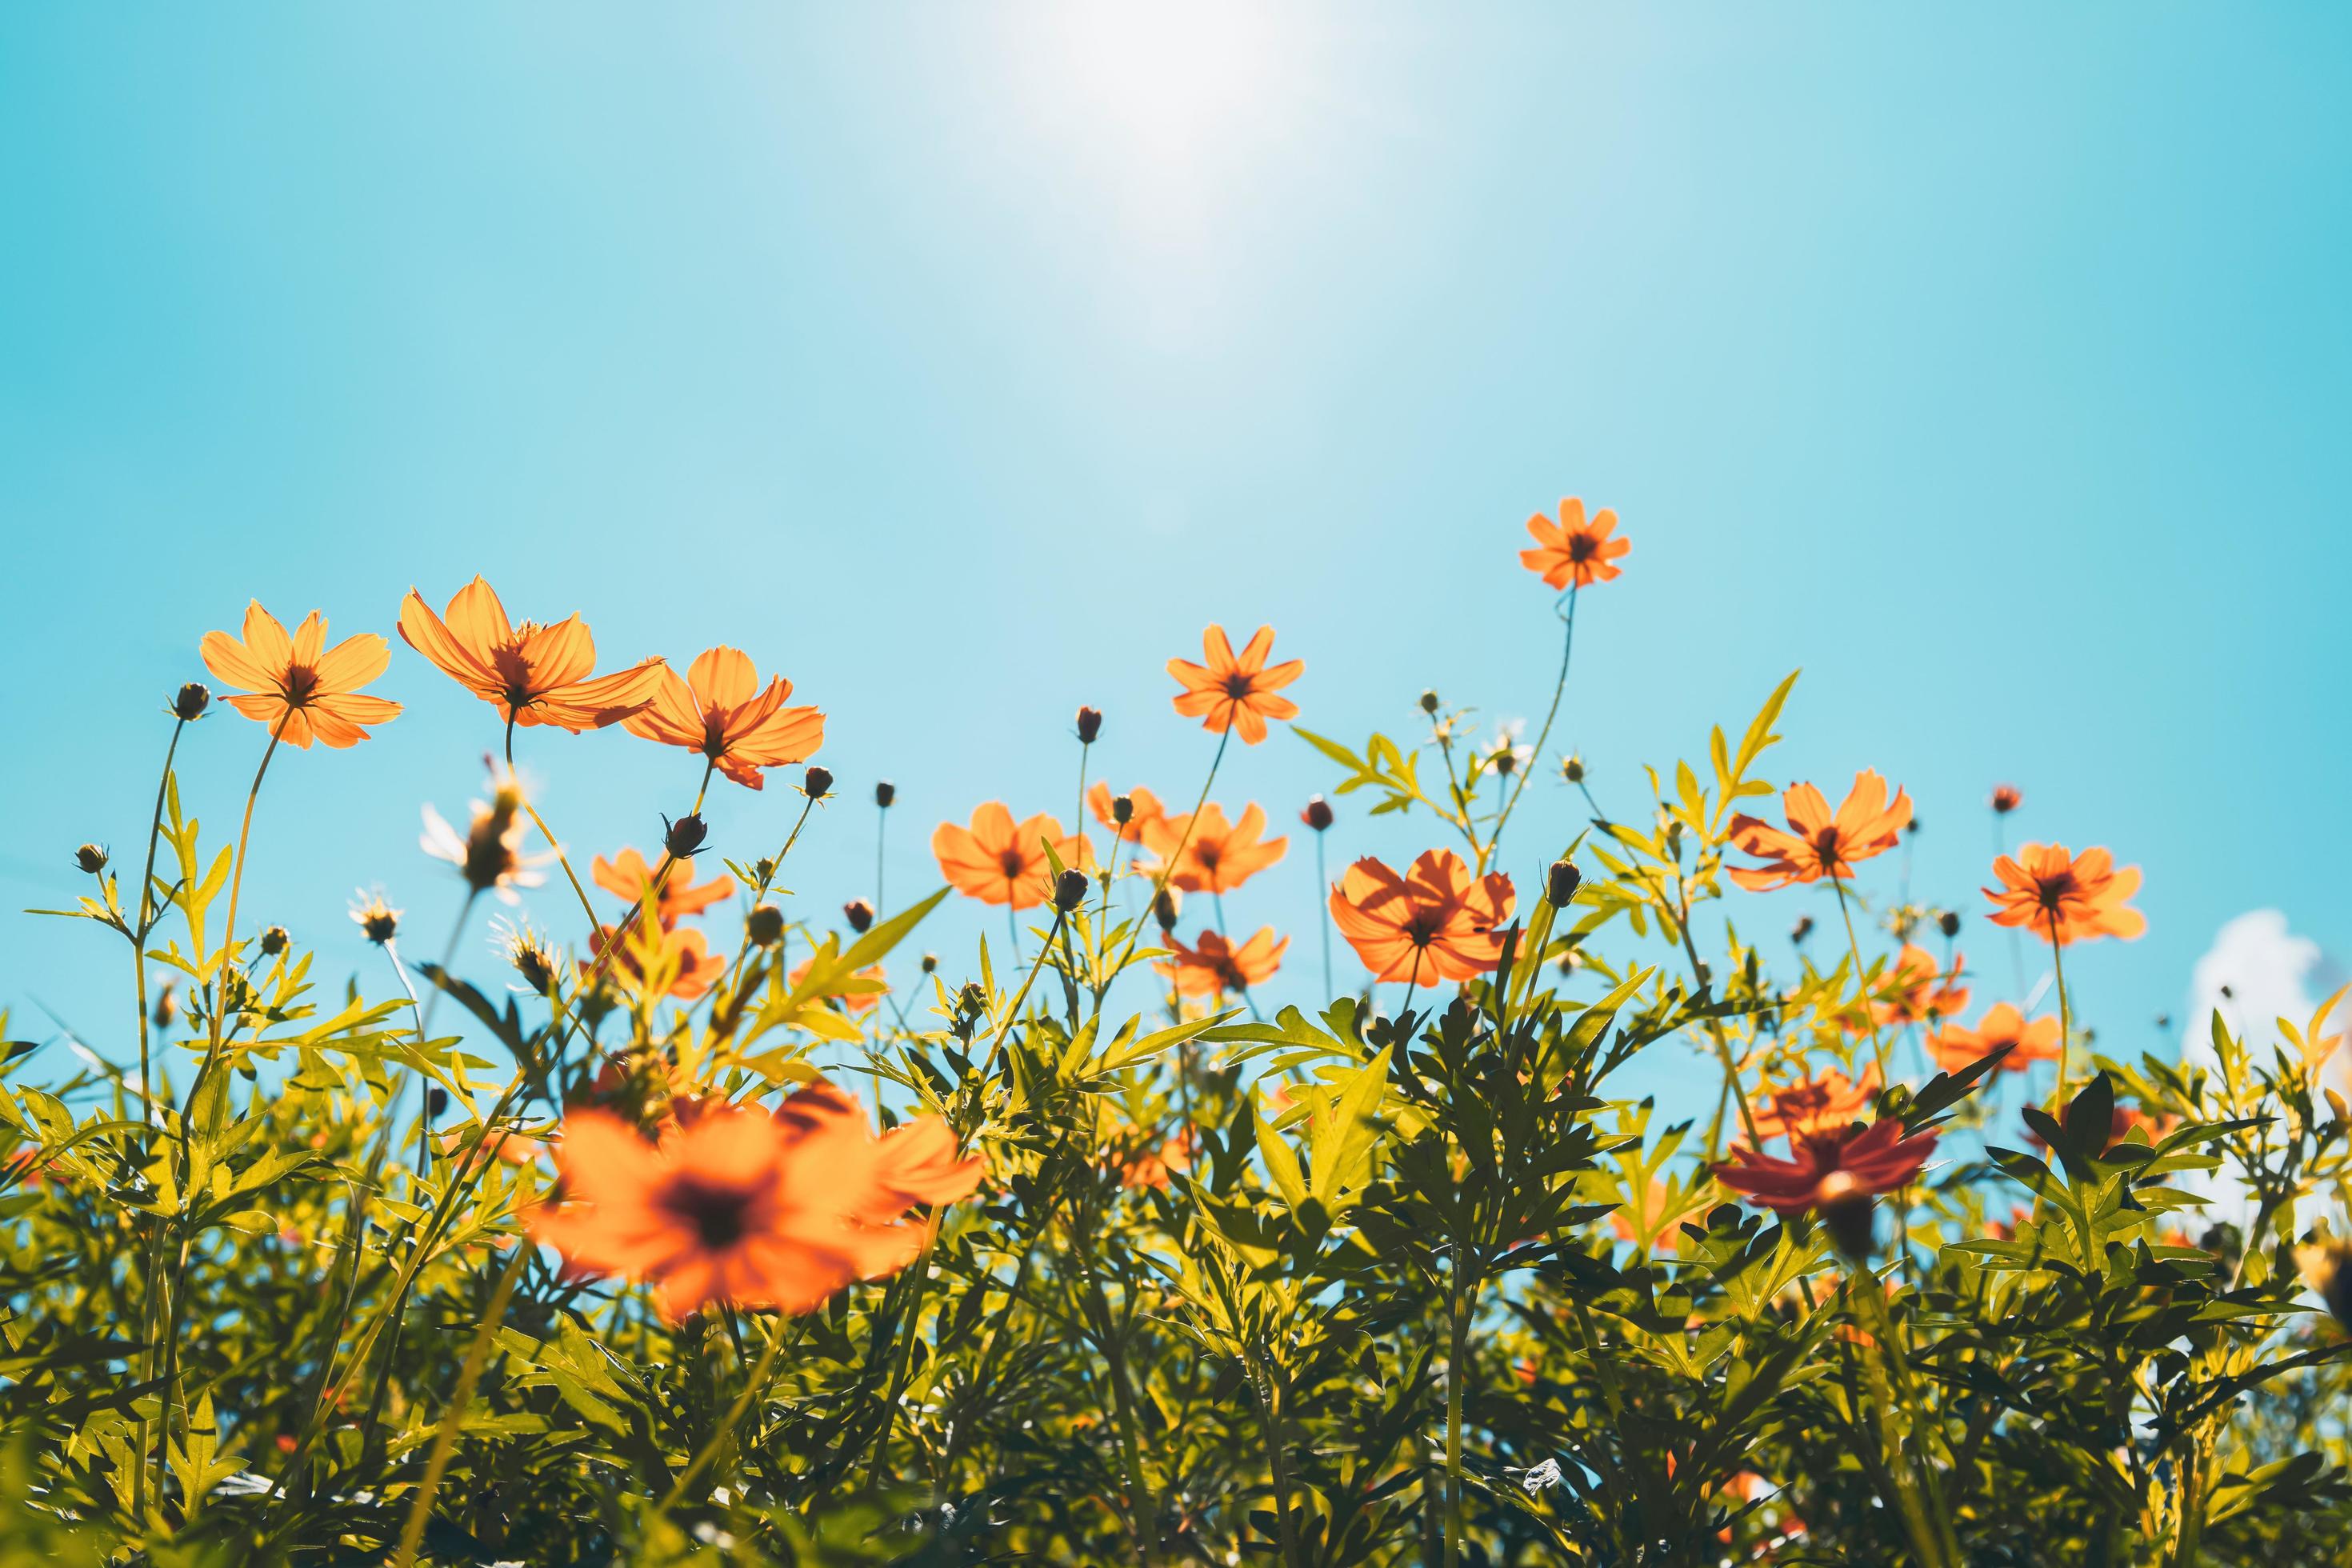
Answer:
[2183,909,2338,1067]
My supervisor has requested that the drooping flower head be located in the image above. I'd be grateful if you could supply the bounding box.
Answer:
[422,763,549,904]
[1727,770,1912,891]
[622,647,826,790]
[1158,927,1287,998]
[1142,802,1288,894]
[398,578,665,732]
[1715,1119,1938,1255]
[1871,943,1970,1029]
[1166,625,1302,745]
[1747,1065,1882,1144]
[1329,849,1516,986]
[1518,498,1629,590]
[1086,781,1166,846]
[1982,843,2145,946]
[200,602,402,749]
[533,1085,979,1322]
[591,847,734,926]
[932,803,1094,910]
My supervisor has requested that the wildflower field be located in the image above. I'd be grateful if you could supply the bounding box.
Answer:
[4,502,2348,1568]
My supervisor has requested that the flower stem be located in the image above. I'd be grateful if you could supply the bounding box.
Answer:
[1314,832,1332,999]
[390,1240,529,1568]
[1490,584,1578,866]
[658,1314,789,1514]
[2050,917,2073,1105]
[1833,878,1891,1082]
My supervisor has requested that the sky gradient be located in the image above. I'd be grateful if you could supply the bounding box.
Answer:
[2,6,2345,1112]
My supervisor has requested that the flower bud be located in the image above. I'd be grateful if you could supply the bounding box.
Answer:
[1936,910,1961,939]
[1053,868,1089,913]
[920,952,938,974]
[1075,706,1102,744]
[746,904,784,948]
[171,682,212,722]
[957,981,986,1015]
[754,857,777,884]
[426,1087,448,1118]
[1153,886,1181,932]
[1990,783,2022,814]
[1905,815,1922,836]
[874,780,896,809]
[1791,915,1814,945]
[842,898,874,934]
[260,926,290,956]
[351,893,400,946]
[74,843,109,875]
[662,812,709,859]
[1302,796,1334,832]
[1545,860,1581,907]
[505,929,559,995]
[803,766,833,800]
[153,982,178,1029]
[1111,794,1134,826]
[1418,689,1440,715]
[1561,754,1586,784]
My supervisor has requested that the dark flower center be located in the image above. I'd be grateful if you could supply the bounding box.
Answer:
[1222,674,1254,698]
[1811,826,1842,865]
[2034,872,2077,911]
[998,849,1028,880]
[659,1175,753,1251]
[1567,535,1595,562]
[282,665,321,706]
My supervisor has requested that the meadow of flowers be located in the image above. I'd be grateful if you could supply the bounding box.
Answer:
[6,498,2350,1566]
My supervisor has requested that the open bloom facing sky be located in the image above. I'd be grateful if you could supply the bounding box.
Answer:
[200,601,402,749]
[1159,926,1286,997]
[398,576,666,733]
[1728,770,1912,890]
[1142,801,1287,894]
[933,802,1093,909]
[622,646,826,790]
[1518,497,1629,590]
[1983,842,2146,946]
[1328,848,1514,985]
[1166,624,1302,745]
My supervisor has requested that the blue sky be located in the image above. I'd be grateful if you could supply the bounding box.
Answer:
[2,6,2345,1114]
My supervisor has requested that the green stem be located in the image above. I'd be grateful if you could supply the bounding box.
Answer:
[1833,877,1891,1082]
[657,1316,789,1514]
[2050,918,2074,1106]
[390,1241,530,1568]
[1489,583,1578,866]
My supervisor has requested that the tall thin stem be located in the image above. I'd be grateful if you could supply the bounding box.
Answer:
[1314,830,1332,999]
[2050,918,2074,1105]
[390,1241,530,1568]
[127,713,187,1523]
[1489,584,1578,867]
[1102,726,1232,1008]
[1833,878,1890,1082]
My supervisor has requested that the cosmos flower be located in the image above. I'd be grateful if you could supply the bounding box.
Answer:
[1158,928,1287,997]
[589,921,728,1002]
[622,647,826,790]
[1727,770,1912,891]
[1927,1002,2062,1075]
[1086,781,1166,846]
[1982,843,2146,946]
[1871,943,1971,1029]
[932,803,1094,910]
[200,602,402,749]
[1518,498,1630,590]
[591,848,734,926]
[1747,1066,1882,1143]
[1715,1120,1938,1254]
[421,764,549,904]
[1166,625,1302,745]
[397,577,665,732]
[1141,802,1287,894]
[1328,849,1515,986]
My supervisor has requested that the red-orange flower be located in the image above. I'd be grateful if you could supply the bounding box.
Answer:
[932,803,1094,910]
[1715,1119,1938,1217]
[1927,1002,2062,1075]
[1727,770,1912,891]
[1518,498,1629,590]
[1871,943,1970,1029]
[592,848,734,926]
[1086,781,1166,846]
[1158,928,1287,997]
[1166,625,1302,745]
[1118,1128,1198,1193]
[1328,850,1515,986]
[199,602,402,749]
[533,1088,960,1322]
[1142,802,1287,894]
[590,922,728,1001]
[1748,1066,1881,1143]
[1982,842,2145,946]
[397,577,665,732]
[622,647,825,790]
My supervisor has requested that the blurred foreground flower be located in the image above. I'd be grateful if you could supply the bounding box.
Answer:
[1982,842,2145,945]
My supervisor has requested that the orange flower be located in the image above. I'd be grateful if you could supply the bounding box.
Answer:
[1118,1127,1198,1192]
[1142,802,1287,894]
[590,921,728,1002]
[1609,1181,1683,1254]
[1086,781,1166,846]
[1328,850,1516,986]
[1927,1002,2062,1075]
[199,602,402,749]
[1726,770,1912,891]
[1982,842,2146,946]
[592,848,734,926]
[1715,1120,1938,1217]
[622,647,826,791]
[1872,943,1970,1029]
[533,1089,956,1322]
[1748,1065,1881,1143]
[1166,625,1302,745]
[1518,498,1630,590]
[1158,928,1287,997]
[786,957,889,1014]
[932,803,1094,910]
[396,577,665,732]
